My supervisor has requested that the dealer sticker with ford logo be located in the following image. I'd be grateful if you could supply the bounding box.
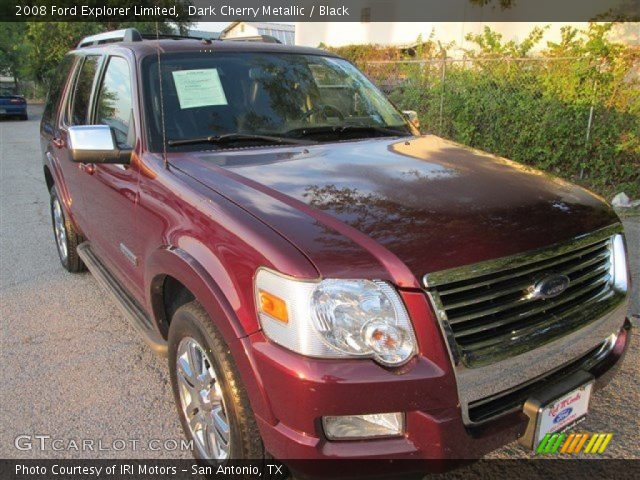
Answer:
[535,382,594,446]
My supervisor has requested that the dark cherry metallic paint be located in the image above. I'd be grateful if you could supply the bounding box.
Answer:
[40,40,629,471]
[169,135,618,284]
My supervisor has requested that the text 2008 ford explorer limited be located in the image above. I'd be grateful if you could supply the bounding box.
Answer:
[41,29,631,472]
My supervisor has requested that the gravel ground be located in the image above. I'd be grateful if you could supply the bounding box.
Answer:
[0,105,638,466]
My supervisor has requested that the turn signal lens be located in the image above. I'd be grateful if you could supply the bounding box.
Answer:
[258,290,289,324]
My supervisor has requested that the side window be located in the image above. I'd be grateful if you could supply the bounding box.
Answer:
[95,57,133,148]
[69,56,100,126]
[42,54,76,131]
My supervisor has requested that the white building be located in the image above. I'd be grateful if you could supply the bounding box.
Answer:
[294,22,639,53]
[221,22,296,45]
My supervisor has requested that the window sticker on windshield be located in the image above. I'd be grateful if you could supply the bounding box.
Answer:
[172,69,228,109]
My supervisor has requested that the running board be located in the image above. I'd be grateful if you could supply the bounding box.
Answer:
[77,242,168,356]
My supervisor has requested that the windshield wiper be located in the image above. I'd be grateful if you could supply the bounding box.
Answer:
[285,125,410,139]
[167,133,316,147]
[338,125,410,136]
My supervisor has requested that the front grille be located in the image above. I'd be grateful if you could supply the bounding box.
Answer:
[426,230,622,368]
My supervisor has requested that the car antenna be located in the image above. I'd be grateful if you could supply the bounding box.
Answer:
[155,22,169,169]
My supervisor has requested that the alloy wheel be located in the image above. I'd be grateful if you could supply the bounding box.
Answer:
[52,197,68,262]
[176,337,231,460]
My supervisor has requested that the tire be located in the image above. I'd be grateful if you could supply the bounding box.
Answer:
[21,114,28,121]
[50,187,85,272]
[168,301,265,462]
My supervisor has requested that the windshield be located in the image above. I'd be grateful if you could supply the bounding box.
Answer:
[142,52,411,151]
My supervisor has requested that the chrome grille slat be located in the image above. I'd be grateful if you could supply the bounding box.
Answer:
[458,290,615,359]
[425,226,624,371]
[437,241,607,296]
[447,263,610,325]
[452,269,611,338]
[442,251,610,309]
[455,281,613,349]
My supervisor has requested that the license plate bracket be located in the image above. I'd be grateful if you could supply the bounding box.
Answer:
[519,370,595,450]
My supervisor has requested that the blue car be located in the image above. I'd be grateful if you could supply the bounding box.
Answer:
[0,87,28,120]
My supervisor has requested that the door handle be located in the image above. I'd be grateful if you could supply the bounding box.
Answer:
[79,163,95,175]
[52,137,65,149]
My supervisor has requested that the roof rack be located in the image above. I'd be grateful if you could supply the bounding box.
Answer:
[77,28,142,48]
[77,29,281,49]
[222,35,281,44]
[139,33,212,42]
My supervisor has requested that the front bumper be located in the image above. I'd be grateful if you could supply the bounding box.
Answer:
[247,289,631,473]
[456,300,630,425]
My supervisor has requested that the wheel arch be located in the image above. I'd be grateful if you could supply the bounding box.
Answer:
[147,246,247,341]
[43,156,74,217]
[154,275,195,339]
[146,245,275,424]
[44,164,54,192]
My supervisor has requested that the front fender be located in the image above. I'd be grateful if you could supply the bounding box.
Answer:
[145,245,276,424]
[146,245,247,340]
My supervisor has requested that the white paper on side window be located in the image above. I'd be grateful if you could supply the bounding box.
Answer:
[171,69,228,109]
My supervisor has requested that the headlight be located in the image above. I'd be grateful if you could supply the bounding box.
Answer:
[255,268,417,366]
[609,234,629,293]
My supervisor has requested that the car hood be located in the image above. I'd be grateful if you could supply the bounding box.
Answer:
[171,135,619,287]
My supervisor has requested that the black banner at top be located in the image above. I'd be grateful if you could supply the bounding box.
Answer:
[1,0,639,22]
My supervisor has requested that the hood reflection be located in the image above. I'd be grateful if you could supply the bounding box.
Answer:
[184,135,617,275]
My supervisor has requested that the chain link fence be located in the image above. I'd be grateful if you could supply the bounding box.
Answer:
[362,56,640,194]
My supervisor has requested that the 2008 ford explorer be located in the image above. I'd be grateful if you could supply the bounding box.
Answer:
[40,28,632,475]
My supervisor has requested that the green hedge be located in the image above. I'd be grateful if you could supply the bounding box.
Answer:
[386,61,639,197]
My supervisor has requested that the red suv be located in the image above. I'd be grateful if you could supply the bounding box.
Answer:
[41,29,631,472]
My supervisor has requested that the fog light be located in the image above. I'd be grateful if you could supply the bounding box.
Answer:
[322,413,404,440]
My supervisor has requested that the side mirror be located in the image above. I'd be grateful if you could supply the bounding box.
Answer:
[68,125,131,164]
[402,110,420,130]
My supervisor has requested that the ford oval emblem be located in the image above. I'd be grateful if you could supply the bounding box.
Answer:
[529,274,570,300]
[554,407,573,424]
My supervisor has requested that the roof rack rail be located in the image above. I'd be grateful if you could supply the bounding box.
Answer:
[77,28,142,48]
[222,35,281,44]
[77,29,280,49]
[139,33,212,42]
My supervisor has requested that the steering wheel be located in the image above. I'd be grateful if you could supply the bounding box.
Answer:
[301,104,344,122]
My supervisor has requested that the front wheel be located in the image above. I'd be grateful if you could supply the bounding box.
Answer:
[168,301,265,461]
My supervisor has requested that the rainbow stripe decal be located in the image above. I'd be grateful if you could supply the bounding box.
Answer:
[536,433,613,454]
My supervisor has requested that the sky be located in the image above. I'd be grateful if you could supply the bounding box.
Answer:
[194,22,232,32]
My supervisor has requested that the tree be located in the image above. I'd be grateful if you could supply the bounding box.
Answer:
[23,19,191,86]
[24,23,101,84]
[464,25,548,57]
[0,23,27,89]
